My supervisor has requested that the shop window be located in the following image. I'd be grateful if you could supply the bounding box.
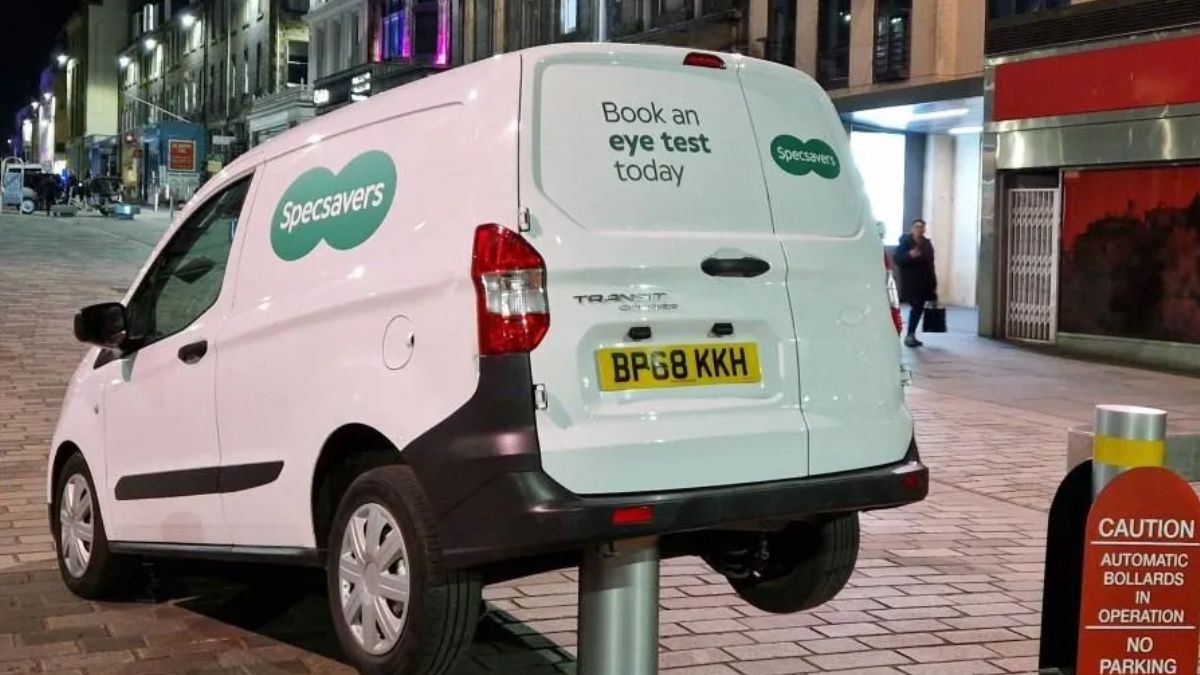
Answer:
[559,0,579,36]
[287,40,309,86]
[817,0,850,88]
[382,0,409,60]
[414,0,438,61]
[765,0,797,66]
[874,0,910,83]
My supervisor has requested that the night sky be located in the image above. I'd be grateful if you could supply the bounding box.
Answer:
[2,0,80,142]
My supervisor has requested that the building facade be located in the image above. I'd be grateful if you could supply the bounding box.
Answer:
[980,0,1200,370]
[60,0,131,178]
[118,0,310,201]
[306,0,747,114]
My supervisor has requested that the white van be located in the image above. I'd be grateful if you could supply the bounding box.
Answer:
[50,44,927,674]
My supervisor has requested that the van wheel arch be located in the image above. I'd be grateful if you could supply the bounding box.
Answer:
[311,424,404,556]
[51,441,84,494]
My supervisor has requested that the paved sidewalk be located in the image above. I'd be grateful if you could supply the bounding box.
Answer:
[1,212,1198,674]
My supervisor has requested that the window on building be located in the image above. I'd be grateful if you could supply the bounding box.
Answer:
[765,0,797,65]
[313,27,325,78]
[987,0,1069,19]
[609,0,643,38]
[244,0,254,24]
[874,0,911,83]
[413,0,439,59]
[559,0,579,35]
[651,0,691,28]
[473,0,494,57]
[144,2,159,32]
[382,0,408,60]
[243,47,250,95]
[332,18,343,71]
[255,43,263,95]
[152,44,164,79]
[816,0,850,88]
[287,40,308,86]
[350,11,362,63]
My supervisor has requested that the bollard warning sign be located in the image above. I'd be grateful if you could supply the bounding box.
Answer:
[1078,467,1200,674]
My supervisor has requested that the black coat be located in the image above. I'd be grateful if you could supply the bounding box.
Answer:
[893,234,937,305]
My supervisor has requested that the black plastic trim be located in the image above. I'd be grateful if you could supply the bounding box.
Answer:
[113,461,284,501]
[108,541,323,567]
[398,353,928,570]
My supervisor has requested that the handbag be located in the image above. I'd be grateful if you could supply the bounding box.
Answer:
[921,301,947,333]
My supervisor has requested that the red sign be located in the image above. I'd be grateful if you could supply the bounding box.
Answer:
[1078,468,1200,675]
[167,139,196,173]
[994,33,1200,121]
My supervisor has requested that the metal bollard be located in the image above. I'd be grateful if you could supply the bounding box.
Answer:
[1092,404,1167,497]
[578,537,660,675]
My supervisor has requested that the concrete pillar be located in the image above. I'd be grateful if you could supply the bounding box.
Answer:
[847,0,875,88]
[794,0,819,76]
[747,0,768,59]
[923,133,955,297]
[909,0,937,80]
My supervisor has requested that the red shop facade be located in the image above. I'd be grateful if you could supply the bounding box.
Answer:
[980,25,1200,371]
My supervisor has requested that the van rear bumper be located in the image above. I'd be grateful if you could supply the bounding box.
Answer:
[436,444,927,570]
[401,354,928,570]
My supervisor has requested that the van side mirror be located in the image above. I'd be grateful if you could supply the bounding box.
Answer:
[74,302,127,349]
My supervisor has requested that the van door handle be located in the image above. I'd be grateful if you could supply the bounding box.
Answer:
[701,257,771,278]
[178,340,208,364]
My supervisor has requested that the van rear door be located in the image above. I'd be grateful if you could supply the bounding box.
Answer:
[518,45,808,495]
[737,60,913,475]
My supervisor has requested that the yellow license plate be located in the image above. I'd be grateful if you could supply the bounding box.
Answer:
[596,342,762,391]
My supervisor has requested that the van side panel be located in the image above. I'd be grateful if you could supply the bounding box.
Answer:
[214,57,521,548]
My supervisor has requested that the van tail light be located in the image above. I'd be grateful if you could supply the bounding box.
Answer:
[885,252,902,335]
[683,52,726,69]
[472,224,549,355]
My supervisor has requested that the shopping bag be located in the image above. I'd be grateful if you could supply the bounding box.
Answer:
[922,302,947,333]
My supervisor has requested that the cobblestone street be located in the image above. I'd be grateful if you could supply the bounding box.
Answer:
[2,210,1199,674]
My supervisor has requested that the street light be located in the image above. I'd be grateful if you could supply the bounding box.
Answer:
[180,12,196,28]
[144,36,157,51]
[42,92,52,102]
[118,55,131,69]
[56,53,68,66]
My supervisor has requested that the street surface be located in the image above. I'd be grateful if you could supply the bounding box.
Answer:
[2,208,1199,674]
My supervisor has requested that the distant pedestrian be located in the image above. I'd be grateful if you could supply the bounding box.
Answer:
[894,218,937,347]
[37,174,58,216]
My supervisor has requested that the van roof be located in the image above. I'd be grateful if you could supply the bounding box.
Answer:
[203,44,820,198]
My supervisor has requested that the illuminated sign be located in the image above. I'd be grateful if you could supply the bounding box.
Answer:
[351,72,372,102]
[314,88,330,105]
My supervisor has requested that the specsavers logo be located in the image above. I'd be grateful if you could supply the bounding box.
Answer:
[270,150,397,261]
[769,135,840,179]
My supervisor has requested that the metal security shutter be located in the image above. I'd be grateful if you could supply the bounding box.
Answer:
[1005,188,1060,343]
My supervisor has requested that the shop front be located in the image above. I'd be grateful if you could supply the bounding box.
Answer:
[982,28,1200,371]
[134,121,206,205]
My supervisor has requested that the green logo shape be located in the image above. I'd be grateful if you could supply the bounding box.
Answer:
[271,150,397,261]
[769,135,841,179]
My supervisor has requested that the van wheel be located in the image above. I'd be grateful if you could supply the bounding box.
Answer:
[726,514,859,614]
[52,453,134,599]
[20,198,36,215]
[327,465,481,675]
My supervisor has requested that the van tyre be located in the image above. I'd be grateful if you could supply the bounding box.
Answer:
[327,465,481,675]
[52,453,134,599]
[729,513,859,614]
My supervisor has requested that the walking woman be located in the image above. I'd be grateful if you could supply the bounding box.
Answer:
[893,218,937,347]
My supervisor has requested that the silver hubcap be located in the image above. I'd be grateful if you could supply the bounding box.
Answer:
[59,474,95,579]
[339,503,411,655]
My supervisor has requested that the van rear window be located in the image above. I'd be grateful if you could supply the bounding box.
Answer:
[530,59,774,235]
